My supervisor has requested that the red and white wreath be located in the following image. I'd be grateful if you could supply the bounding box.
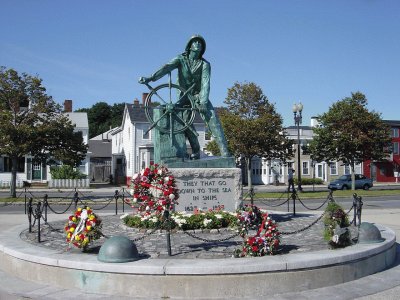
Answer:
[130,163,179,215]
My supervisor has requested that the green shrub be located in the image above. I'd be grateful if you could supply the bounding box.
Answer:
[50,165,87,179]
[294,178,324,185]
[123,210,237,231]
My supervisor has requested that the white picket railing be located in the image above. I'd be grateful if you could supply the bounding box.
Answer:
[0,180,24,188]
[48,179,90,188]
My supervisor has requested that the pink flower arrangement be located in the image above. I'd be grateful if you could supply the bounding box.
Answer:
[130,163,179,216]
[235,205,280,257]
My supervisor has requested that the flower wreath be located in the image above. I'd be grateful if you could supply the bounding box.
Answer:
[64,206,102,249]
[323,202,351,248]
[234,205,280,257]
[130,163,179,215]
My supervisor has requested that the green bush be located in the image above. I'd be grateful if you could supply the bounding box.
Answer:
[123,210,237,231]
[294,178,324,185]
[50,165,87,179]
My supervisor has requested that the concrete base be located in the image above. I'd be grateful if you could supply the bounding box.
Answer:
[0,224,396,299]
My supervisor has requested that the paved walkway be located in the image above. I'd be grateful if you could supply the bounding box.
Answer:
[20,212,327,259]
[1,207,400,299]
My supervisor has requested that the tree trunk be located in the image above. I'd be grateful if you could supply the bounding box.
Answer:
[246,156,253,205]
[351,163,356,191]
[10,156,17,198]
[246,156,253,189]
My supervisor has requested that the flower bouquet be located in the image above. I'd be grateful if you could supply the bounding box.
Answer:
[64,206,102,250]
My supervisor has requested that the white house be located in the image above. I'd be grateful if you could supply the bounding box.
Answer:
[111,95,210,185]
[249,117,363,186]
[0,100,90,187]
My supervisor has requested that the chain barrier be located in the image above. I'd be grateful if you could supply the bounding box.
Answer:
[280,211,325,235]
[260,196,290,208]
[182,230,241,243]
[46,198,74,214]
[132,226,161,242]
[297,196,330,211]
[75,189,116,211]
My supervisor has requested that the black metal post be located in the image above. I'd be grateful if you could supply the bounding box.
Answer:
[43,194,48,224]
[24,188,27,214]
[28,197,33,233]
[353,193,357,226]
[122,188,125,213]
[114,190,119,215]
[293,103,303,192]
[35,201,42,243]
[291,190,296,216]
[73,190,79,210]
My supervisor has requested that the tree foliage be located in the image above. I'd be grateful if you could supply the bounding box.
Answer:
[309,92,391,189]
[221,82,293,188]
[77,102,124,138]
[0,67,87,196]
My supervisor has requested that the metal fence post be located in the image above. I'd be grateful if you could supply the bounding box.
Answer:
[35,201,42,243]
[28,197,33,233]
[114,190,119,215]
[122,188,125,213]
[43,194,48,224]
[24,187,27,214]
[74,190,79,210]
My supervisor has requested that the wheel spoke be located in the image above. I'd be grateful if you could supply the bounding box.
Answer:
[172,111,199,136]
[176,84,196,106]
[145,110,170,135]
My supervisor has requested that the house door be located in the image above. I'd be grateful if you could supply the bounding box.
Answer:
[371,164,377,181]
[316,163,325,181]
[32,163,41,180]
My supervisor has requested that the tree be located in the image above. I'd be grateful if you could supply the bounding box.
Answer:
[77,102,124,138]
[309,92,392,190]
[221,82,293,189]
[0,67,87,197]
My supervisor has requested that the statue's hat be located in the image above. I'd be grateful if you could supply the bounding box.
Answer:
[185,35,206,57]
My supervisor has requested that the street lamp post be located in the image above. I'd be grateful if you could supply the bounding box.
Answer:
[292,102,303,192]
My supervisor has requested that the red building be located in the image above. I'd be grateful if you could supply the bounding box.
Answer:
[363,120,400,182]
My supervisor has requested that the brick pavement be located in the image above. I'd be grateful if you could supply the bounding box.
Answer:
[20,212,332,259]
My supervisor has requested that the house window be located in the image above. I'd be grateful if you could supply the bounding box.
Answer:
[302,161,309,175]
[393,142,399,155]
[329,162,338,175]
[143,125,151,140]
[344,165,351,175]
[2,157,25,172]
[391,128,399,138]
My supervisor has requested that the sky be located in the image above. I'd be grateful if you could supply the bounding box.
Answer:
[1,0,399,126]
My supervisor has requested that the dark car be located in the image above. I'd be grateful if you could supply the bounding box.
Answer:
[328,174,373,190]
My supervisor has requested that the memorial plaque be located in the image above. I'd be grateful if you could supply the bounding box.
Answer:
[171,168,242,213]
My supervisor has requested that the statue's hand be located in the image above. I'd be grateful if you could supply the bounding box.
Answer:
[198,102,208,114]
[138,76,151,84]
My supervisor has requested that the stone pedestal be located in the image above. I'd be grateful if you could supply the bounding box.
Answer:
[171,168,242,212]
